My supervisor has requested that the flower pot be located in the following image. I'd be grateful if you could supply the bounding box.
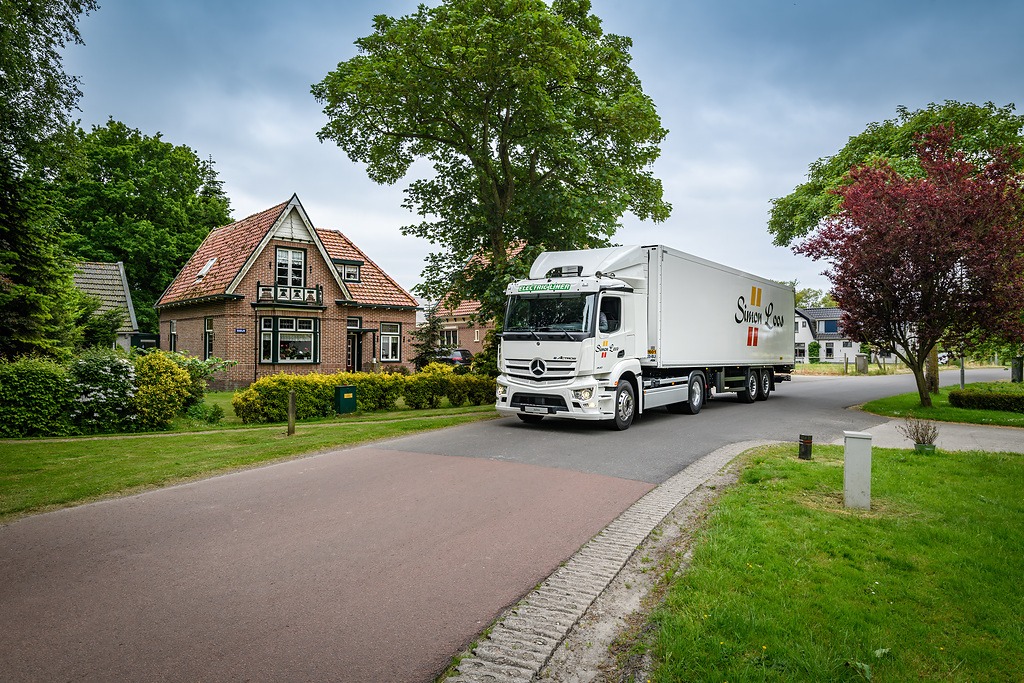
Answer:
[914,443,936,454]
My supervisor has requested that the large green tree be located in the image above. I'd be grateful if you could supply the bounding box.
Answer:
[57,119,232,332]
[769,101,1024,247]
[313,0,670,318]
[0,0,98,359]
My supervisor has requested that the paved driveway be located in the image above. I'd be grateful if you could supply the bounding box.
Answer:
[0,368,1009,681]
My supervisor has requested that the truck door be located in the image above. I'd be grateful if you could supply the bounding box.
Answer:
[595,294,628,373]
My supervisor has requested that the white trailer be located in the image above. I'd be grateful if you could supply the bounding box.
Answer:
[495,245,795,429]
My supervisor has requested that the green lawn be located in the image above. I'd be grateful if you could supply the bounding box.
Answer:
[0,401,497,522]
[640,443,1024,682]
[861,383,1024,428]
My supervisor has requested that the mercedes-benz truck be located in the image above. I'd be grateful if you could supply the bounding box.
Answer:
[495,245,795,430]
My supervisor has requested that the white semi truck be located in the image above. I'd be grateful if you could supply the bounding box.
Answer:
[495,245,795,430]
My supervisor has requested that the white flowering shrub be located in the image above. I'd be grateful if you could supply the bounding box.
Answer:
[69,348,137,434]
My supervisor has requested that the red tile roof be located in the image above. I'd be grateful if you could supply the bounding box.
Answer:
[316,229,419,309]
[157,201,288,307]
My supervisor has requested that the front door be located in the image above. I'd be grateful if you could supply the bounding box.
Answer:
[346,332,363,372]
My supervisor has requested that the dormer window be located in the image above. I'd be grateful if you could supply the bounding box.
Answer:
[195,257,217,281]
[343,264,361,282]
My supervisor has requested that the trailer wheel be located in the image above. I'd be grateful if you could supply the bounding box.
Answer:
[609,381,635,431]
[517,413,544,424]
[756,369,772,401]
[739,370,758,403]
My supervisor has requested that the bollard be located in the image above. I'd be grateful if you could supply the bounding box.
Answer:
[798,434,813,460]
[287,389,296,436]
[843,431,872,509]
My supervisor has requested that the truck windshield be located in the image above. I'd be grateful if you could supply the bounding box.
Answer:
[504,293,595,339]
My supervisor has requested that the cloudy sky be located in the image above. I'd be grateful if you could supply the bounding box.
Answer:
[63,0,1023,296]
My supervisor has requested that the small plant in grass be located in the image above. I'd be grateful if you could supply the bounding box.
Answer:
[896,416,938,445]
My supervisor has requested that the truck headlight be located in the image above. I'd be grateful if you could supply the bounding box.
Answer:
[572,388,594,401]
[496,384,508,397]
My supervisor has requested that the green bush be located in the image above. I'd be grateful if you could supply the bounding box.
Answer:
[808,341,821,363]
[0,357,73,437]
[132,352,192,430]
[186,402,225,425]
[949,382,1024,413]
[231,373,339,424]
[332,372,406,411]
[162,351,236,408]
[446,374,469,407]
[69,348,137,433]
[465,375,497,406]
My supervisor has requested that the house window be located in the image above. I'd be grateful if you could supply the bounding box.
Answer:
[259,316,319,363]
[474,329,480,343]
[276,248,305,287]
[822,320,839,334]
[825,342,834,359]
[204,318,214,360]
[168,320,177,352]
[441,329,458,348]
[380,322,401,362]
[842,341,853,348]
[343,264,361,282]
[795,343,806,359]
[347,317,362,329]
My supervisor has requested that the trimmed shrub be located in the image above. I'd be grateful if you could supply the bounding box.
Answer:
[332,372,406,412]
[69,348,137,433]
[132,352,192,430]
[446,374,469,407]
[231,373,338,424]
[949,382,1024,413]
[465,375,498,406]
[0,357,73,437]
[186,402,225,425]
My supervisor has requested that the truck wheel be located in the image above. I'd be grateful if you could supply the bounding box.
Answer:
[739,370,758,403]
[609,381,635,431]
[679,371,705,415]
[517,414,544,424]
[756,370,772,401]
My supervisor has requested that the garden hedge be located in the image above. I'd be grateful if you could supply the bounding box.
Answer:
[948,382,1024,413]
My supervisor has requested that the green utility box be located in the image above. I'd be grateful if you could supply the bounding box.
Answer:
[334,385,357,414]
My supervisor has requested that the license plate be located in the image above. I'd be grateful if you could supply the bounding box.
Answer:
[524,406,548,414]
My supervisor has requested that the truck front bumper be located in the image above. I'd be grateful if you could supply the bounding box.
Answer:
[495,378,615,421]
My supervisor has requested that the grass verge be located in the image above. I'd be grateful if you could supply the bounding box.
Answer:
[635,443,1024,682]
[0,409,497,523]
[861,383,1024,428]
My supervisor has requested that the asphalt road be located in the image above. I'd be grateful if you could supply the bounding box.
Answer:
[0,367,1007,682]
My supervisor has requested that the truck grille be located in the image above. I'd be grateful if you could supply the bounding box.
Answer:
[510,393,568,412]
[504,357,577,383]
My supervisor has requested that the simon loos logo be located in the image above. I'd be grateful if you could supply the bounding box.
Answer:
[735,286,785,347]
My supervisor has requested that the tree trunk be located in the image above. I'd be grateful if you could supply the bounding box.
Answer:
[913,365,933,408]
[925,346,940,394]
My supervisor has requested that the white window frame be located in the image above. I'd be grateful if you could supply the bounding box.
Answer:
[204,317,214,360]
[380,322,401,362]
[276,248,305,287]
[343,264,361,282]
[441,328,459,348]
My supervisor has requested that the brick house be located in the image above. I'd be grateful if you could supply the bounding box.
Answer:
[435,299,491,356]
[156,195,419,390]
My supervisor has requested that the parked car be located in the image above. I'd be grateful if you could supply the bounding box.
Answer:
[436,348,474,366]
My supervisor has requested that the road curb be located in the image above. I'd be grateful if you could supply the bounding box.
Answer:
[447,440,769,683]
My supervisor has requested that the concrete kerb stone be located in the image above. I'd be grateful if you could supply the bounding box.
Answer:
[447,440,769,683]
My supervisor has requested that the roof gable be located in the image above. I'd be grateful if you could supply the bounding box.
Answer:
[316,229,419,309]
[157,195,351,308]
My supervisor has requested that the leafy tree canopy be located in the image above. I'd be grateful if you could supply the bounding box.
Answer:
[770,101,1024,247]
[778,280,837,309]
[796,125,1024,407]
[56,119,232,332]
[0,0,97,360]
[313,0,670,318]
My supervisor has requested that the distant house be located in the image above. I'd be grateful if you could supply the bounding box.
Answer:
[73,261,139,351]
[155,195,419,390]
[796,307,897,364]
